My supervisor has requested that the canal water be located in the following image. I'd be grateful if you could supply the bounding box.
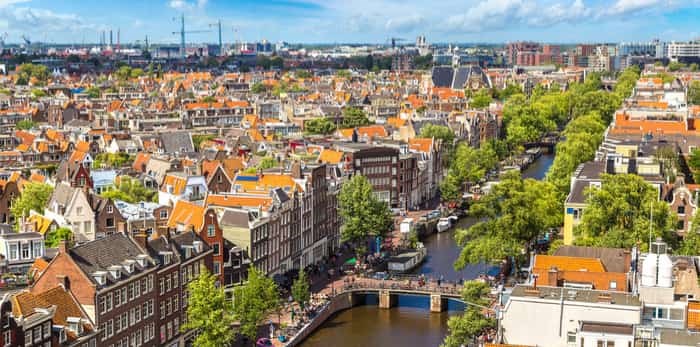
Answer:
[300,154,555,347]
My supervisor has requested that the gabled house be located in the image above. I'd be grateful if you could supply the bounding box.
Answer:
[200,160,232,194]
[158,173,207,207]
[0,224,44,275]
[55,160,93,189]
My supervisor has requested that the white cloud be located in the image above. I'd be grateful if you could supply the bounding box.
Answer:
[0,7,92,33]
[168,0,207,11]
[385,14,425,32]
[0,0,30,8]
[607,0,662,15]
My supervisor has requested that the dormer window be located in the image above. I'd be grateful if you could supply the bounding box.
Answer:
[160,251,173,265]
[67,317,83,335]
[193,241,202,253]
[108,266,122,280]
[92,271,107,286]
[136,254,149,268]
[123,260,136,274]
[183,246,192,259]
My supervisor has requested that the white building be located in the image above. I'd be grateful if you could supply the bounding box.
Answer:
[666,41,700,62]
[501,285,641,347]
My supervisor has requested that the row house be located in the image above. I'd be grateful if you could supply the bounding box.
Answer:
[158,173,207,207]
[0,224,45,275]
[7,286,98,347]
[182,101,254,128]
[0,178,19,224]
[167,200,226,285]
[335,143,401,208]
[31,235,160,347]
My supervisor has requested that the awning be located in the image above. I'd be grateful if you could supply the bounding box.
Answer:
[344,257,357,266]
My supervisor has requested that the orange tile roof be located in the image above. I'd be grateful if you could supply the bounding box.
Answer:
[357,125,388,138]
[205,194,273,210]
[201,160,221,178]
[406,94,425,108]
[689,302,700,330]
[338,128,354,139]
[29,172,46,183]
[167,200,205,231]
[409,138,434,153]
[534,255,606,272]
[69,150,87,163]
[318,149,344,165]
[386,117,407,128]
[15,130,35,146]
[75,140,91,152]
[132,152,151,172]
[233,173,300,193]
[161,174,187,195]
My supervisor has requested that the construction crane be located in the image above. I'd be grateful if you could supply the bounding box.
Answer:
[388,37,406,49]
[209,20,222,56]
[21,35,31,46]
[172,14,211,58]
[0,33,8,53]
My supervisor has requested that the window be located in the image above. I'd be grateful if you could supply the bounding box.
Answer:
[678,205,686,215]
[106,218,114,228]
[173,296,179,312]
[159,278,165,294]
[172,273,178,288]
[114,288,122,307]
[677,219,685,230]
[213,243,220,256]
[21,243,30,259]
[4,330,11,346]
[160,301,165,319]
[107,205,113,214]
[610,281,617,290]
[159,210,168,219]
[100,296,108,314]
[76,207,83,215]
[43,322,50,338]
[207,224,215,237]
[33,326,40,343]
[25,330,32,347]
[8,243,18,260]
[214,262,220,275]
[160,325,165,344]
[167,297,172,315]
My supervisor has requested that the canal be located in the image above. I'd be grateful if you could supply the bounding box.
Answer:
[299,153,555,347]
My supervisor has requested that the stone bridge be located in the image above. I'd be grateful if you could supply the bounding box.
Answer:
[337,278,464,313]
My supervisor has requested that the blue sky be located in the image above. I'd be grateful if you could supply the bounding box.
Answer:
[1,0,699,44]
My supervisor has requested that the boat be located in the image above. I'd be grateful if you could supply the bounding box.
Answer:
[387,244,427,273]
[436,218,451,233]
[447,215,459,224]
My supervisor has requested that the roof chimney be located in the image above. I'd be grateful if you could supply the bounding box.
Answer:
[58,240,69,254]
[56,275,70,290]
[133,230,148,250]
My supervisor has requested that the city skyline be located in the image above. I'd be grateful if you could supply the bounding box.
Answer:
[0,0,699,45]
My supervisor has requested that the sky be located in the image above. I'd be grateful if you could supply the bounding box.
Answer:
[0,0,699,45]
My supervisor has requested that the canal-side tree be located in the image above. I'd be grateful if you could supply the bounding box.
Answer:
[232,266,281,342]
[10,182,53,230]
[454,171,561,269]
[574,173,676,251]
[338,174,393,257]
[441,281,496,347]
[291,269,311,309]
[182,269,235,347]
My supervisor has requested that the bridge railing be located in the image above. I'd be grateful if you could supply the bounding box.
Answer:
[340,279,464,297]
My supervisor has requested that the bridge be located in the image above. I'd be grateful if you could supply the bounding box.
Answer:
[335,278,465,313]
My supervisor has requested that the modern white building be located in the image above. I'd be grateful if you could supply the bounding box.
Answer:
[501,285,641,347]
[666,41,700,62]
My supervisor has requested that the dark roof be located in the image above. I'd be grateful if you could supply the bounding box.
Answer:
[510,285,640,306]
[68,233,154,286]
[270,188,290,204]
[218,209,250,228]
[160,131,194,154]
[431,67,454,88]
[553,246,630,273]
[47,182,78,210]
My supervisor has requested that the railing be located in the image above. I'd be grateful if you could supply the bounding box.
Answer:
[339,279,464,298]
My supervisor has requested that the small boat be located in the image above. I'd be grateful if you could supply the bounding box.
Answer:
[447,215,459,224]
[437,218,451,233]
[388,244,427,273]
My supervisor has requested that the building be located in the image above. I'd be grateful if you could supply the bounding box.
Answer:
[500,285,641,347]
[31,235,159,347]
[666,41,700,63]
[0,224,44,275]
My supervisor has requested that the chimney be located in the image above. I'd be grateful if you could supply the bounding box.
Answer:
[547,267,559,287]
[58,240,68,254]
[56,275,70,290]
[291,161,302,179]
[133,230,148,250]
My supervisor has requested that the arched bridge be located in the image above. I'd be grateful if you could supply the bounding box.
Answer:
[336,278,465,312]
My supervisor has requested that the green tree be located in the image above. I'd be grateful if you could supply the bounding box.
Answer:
[182,269,235,347]
[689,81,700,105]
[455,171,561,268]
[93,153,133,168]
[201,96,217,103]
[291,269,310,309]
[192,134,216,150]
[574,174,676,250]
[10,183,53,229]
[44,227,72,248]
[338,175,393,256]
[100,176,157,203]
[295,70,312,79]
[85,86,101,98]
[304,117,336,135]
[691,63,699,72]
[469,89,492,109]
[16,120,35,130]
[336,69,351,78]
[30,88,47,99]
[258,156,278,170]
[687,148,700,182]
[232,266,280,342]
[678,212,700,255]
[16,63,49,85]
[441,281,495,347]
[419,124,455,156]
[668,61,684,72]
[341,107,370,128]
[130,68,144,79]
[251,82,268,94]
